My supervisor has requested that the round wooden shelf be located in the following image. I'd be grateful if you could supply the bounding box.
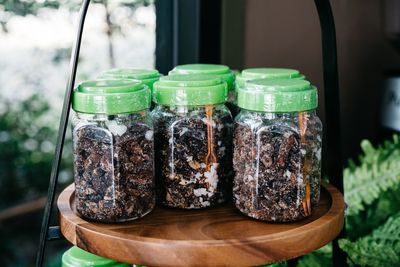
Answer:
[58,182,344,267]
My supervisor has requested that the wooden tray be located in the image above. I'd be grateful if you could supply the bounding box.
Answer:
[58,182,344,267]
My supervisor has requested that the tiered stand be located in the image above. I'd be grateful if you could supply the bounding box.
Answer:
[57,182,344,266]
[36,0,346,266]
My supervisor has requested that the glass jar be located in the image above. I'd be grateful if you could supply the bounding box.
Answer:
[233,79,322,222]
[152,74,233,209]
[62,246,130,267]
[169,64,238,116]
[72,79,155,223]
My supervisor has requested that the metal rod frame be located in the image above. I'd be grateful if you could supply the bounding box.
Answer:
[314,1,346,265]
[35,1,91,266]
[36,0,345,266]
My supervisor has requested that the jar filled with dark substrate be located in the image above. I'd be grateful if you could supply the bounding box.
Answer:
[72,79,155,222]
[169,64,238,116]
[233,79,322,222]
[152,74,233,209]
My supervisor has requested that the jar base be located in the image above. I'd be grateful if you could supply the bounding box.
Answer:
[161,199,227,210]
[76,205,155,224]
[236,206,311,223]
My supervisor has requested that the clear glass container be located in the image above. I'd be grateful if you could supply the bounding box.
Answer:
[152,105,233,209]
[233,79,322,222]
[72,79,155,222]
[152,74,233,209]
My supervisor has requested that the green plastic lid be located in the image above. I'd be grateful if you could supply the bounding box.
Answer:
[99,68,161,90]
[62,247,130,267]
[169,64,235,91]
[236,68,305,89]
[153,74,228,106]
[237,79,318,112]
[72,79,151,114]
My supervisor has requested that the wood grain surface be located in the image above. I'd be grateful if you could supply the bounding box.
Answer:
[58,182,344,267]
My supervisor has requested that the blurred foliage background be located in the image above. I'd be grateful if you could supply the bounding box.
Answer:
[0,0,154,266]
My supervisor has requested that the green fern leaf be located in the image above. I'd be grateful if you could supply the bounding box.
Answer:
[345,135,400,216]
[346,183,400,239]
[297,244,332,267]
[340,213,400,266]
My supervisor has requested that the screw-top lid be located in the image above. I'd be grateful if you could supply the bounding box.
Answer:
[237,79,318,112]
[62,247,130,267]
[99,68,161,90]
[153,74,228,106]
[236,68,305,89]
[72,79,151,114]
[169,64,235,91]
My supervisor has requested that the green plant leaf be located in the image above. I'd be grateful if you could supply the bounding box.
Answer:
[340,213,400,266]
[344,135,400,216]
[346,182,400,239]
[297,244,332,267]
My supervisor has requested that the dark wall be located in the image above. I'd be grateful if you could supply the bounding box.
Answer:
[242,0,400,160]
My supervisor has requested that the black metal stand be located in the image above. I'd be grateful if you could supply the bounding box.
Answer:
[35,1,91,266]
[35,0,345,266]
[314,2,346,265]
